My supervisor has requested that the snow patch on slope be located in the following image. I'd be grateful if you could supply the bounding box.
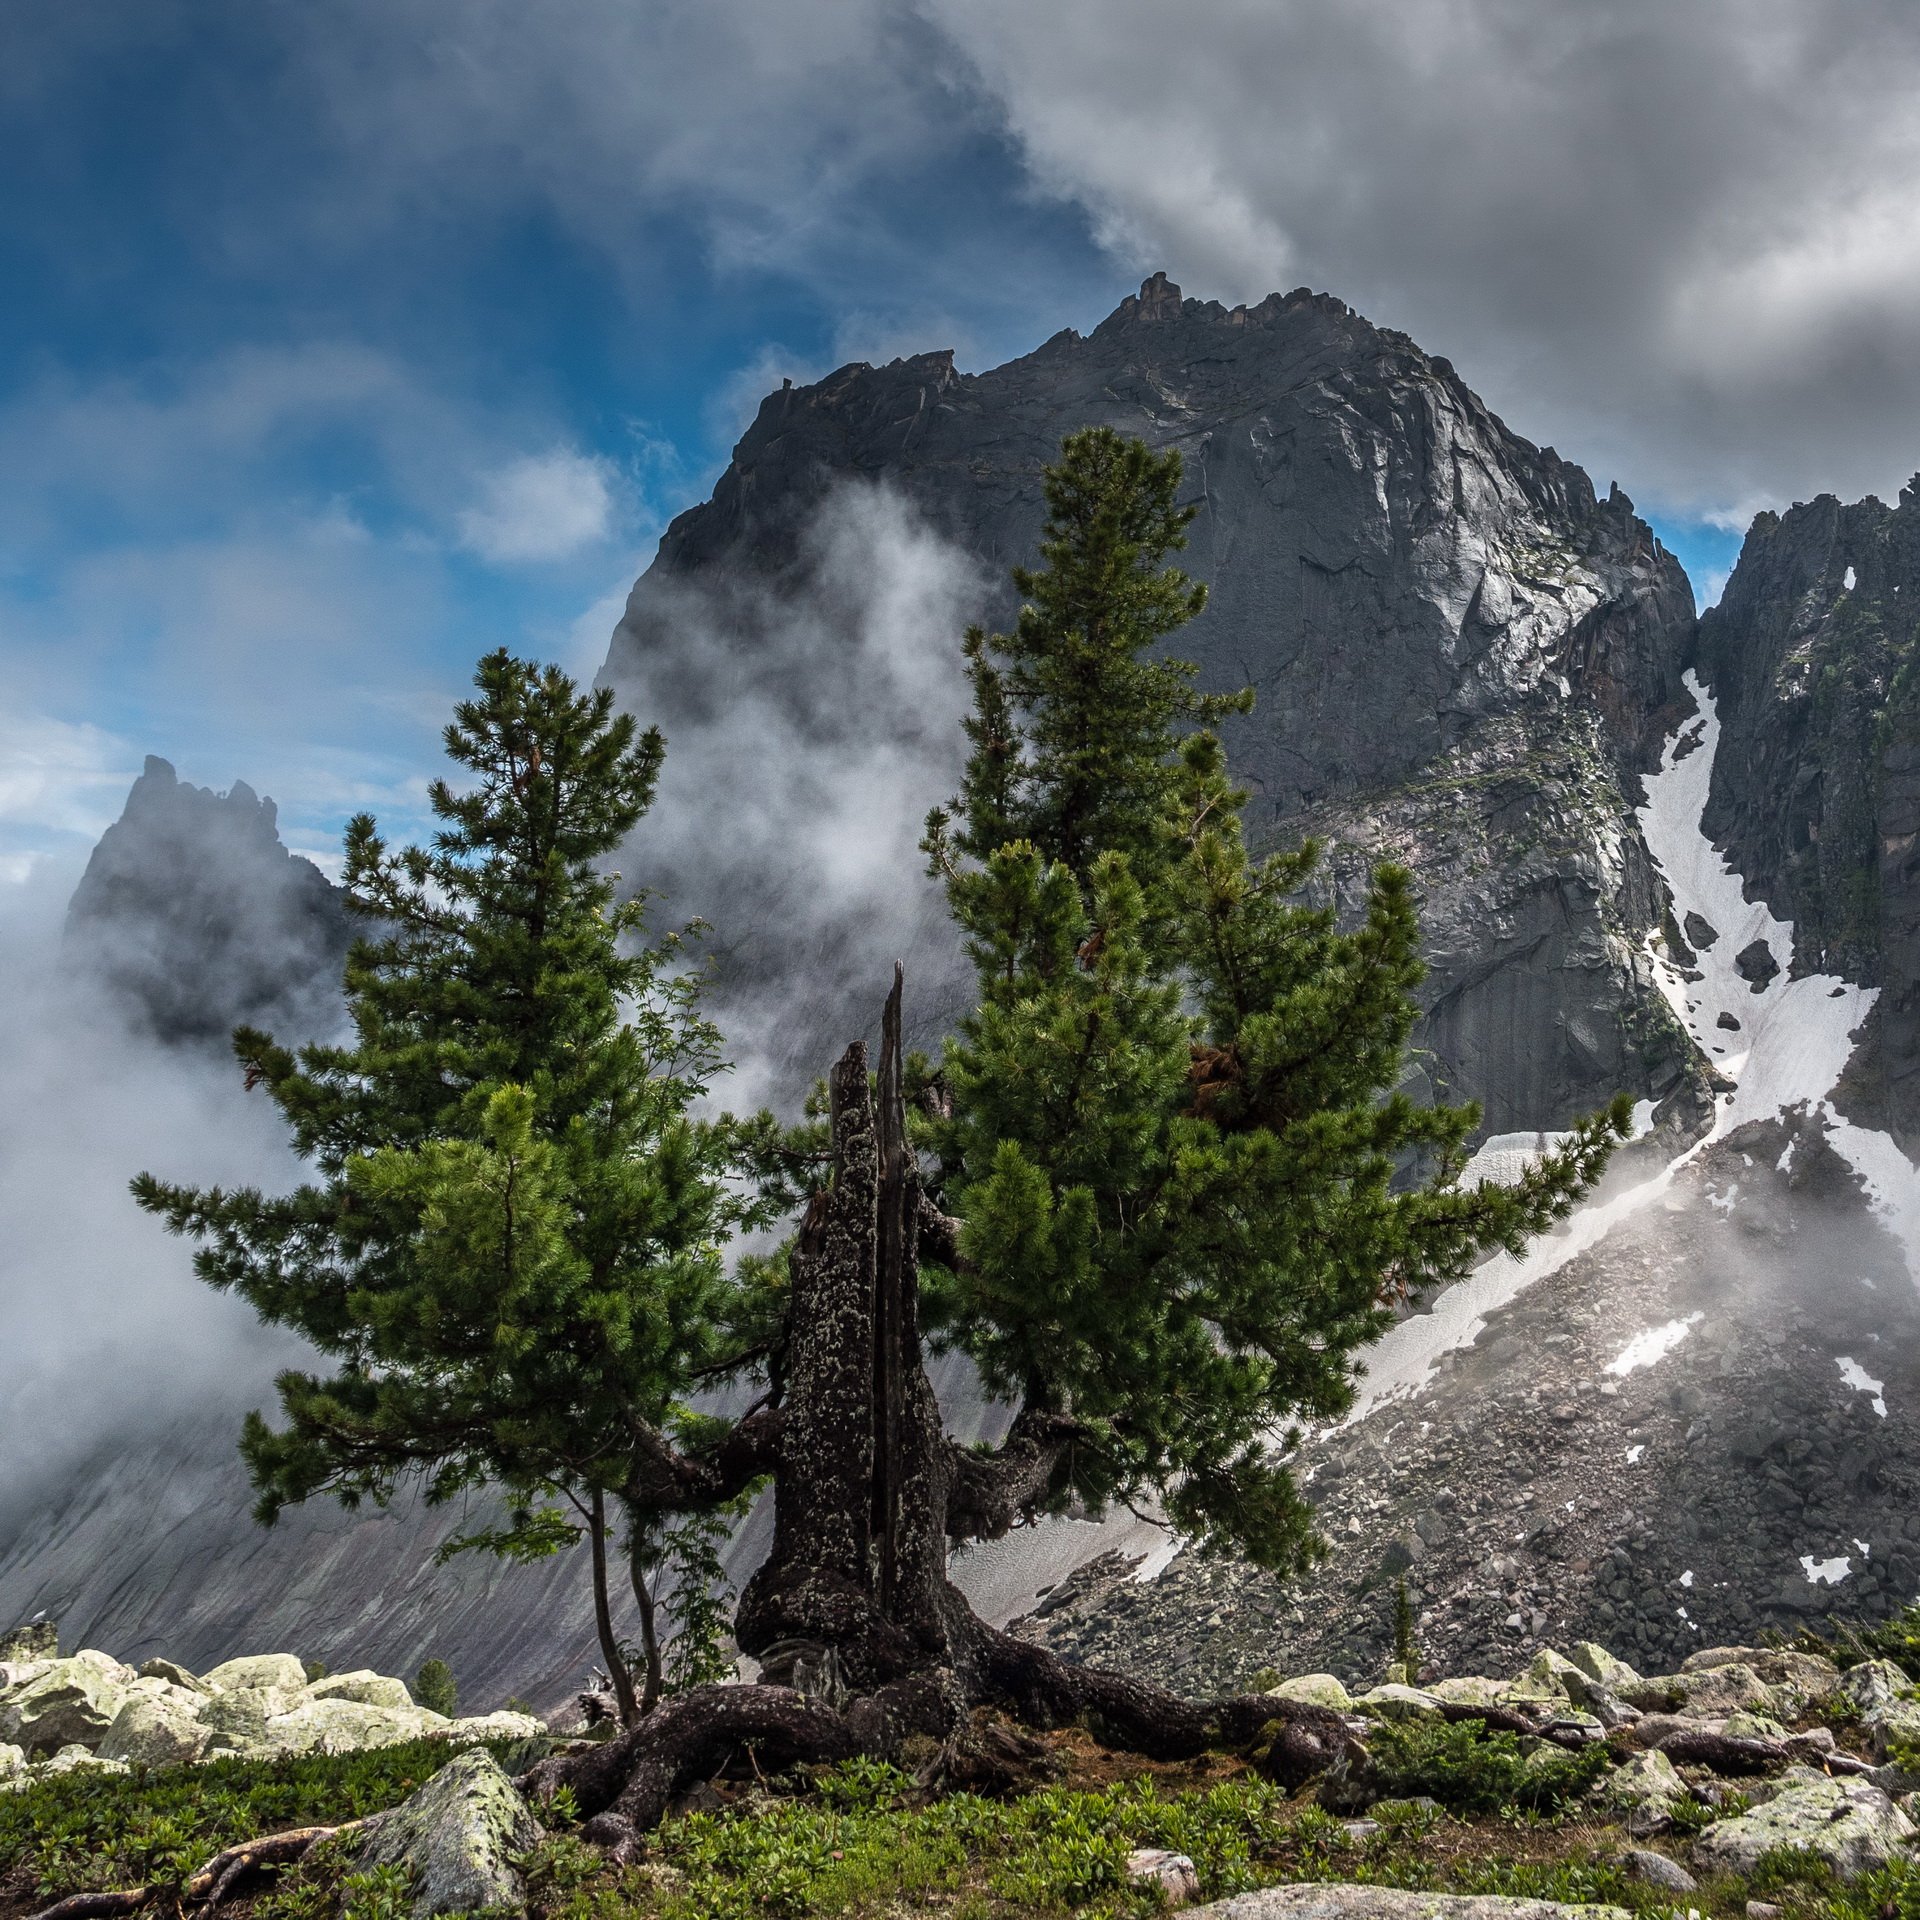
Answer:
[1640,671,1920,1273]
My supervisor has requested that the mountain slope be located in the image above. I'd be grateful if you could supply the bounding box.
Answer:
[1697,481,1920,1149]
[603,274,1698,1131]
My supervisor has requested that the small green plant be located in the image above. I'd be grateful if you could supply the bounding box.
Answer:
[1391,1579,1419,1680]
[339,1862,414,1920]
[302,1659,328,1684]
[413,1658,457,1719]
[1748,1843,1839,1896]
[1246,1667,1282,1693]
[1360,1719,1609,1815]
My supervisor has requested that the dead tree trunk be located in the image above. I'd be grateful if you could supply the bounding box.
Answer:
[528,969,1353,1858]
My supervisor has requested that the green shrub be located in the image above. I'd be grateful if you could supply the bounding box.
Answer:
[413,1658,457,1719]
[1360,1719,1609,1815]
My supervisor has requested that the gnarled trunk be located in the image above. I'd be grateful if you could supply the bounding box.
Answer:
[527,969,1355,1859]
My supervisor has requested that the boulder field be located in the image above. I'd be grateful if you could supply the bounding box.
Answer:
[0,1646,543,1788]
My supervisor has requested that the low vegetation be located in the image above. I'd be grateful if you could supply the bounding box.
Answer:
[6,1728,1918,1920]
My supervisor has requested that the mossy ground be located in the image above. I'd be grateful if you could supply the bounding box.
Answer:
[3,1721,1914,1920]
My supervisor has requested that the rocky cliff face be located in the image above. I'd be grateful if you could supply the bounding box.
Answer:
[64,756,349,1046]
[1697,485,1920,1148]
[604,273,1698,1131]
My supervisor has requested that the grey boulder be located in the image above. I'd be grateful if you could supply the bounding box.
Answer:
[350,1750,544,1917]
[1693,1769,1914,1880]
[1190,1889,1627,1920]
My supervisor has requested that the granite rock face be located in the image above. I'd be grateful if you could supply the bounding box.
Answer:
[1697,482,1920,1146]
[601,273,1697,1131]
[64,755,348,1045]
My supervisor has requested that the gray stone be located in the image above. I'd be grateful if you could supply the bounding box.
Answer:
[1841,1659,1912,1714]
[0,1657,131,1751]
[351,1750,544,1918]
[1188,1888,1629,1920]
[1127,1849,1201,1905]
[309,1671,416,1712]
[137,1659,207,1694]
[1683,913,1720,951]
[1353,1684,1444,1722]
[98,1691,210,1768]
[264,1699,439,1756]
[202,1653,310,1694]
[1266,1675,1354,1713]
[1865,1694,1920,1763]
[1735,941,1780,989]
[1601,1750,1686,1834]
[1693,1770,1914,1880]
[1617,1849,1696,1893]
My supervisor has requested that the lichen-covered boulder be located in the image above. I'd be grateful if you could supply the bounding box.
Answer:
[1672,1662,1776,1717]
[137,1658,207,1693]
[199,1687,299,1757]
[310,1671,416,1712]
[1865,1695,1920,1764]
[1841,1660,1914,1715]
[1353,1684,1444,1722]
[1266,1675,1353,1713]
[1185,1887,1629,1920]
[202,1654,310,1694]
[265,1699,437,1755]
[440,1711,545,1745]
[1426,1678,1506,1711]
[1516,1651,1583,1701]
[1693,1768,1915,1880]
[1682,1647,1839,1710]
[350,1750,544,1917]
[38,1746,131,1779]
[99,1690,210,1768]
[0,1659,55,1698]
[1566,1645,1641,1699]
[1600,1749,1686,1834]
[0,1743,23,1781]
[1,1657,132,1751]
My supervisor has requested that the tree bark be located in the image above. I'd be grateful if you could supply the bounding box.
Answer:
[626,1517,665,1714]
[589,1487,640,1728]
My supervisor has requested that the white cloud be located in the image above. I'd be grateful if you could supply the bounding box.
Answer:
[458,449,618,565]
[923,0,1920,518]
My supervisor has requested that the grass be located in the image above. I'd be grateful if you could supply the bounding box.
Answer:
[4,1724,1914,1920]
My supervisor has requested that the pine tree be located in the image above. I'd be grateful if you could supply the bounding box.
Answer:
[921,424,1631,1572]
[134,651,779,1725]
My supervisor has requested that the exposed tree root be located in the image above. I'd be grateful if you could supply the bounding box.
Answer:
[23,1823,353,1920]
[520,1683,869,1863]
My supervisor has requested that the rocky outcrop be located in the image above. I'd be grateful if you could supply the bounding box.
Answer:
[1697,482,1920,1147]
[602,273,1697,1131]
[0,1641,544,1786]
[64,755,348,1045]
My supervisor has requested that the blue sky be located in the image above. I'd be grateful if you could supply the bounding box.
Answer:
[3,0,1914,884]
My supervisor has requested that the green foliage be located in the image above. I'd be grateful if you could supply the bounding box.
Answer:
[131,650,779,1675]
[1780,1601,1920,1681]
[413,1658,457,1719]
[651,1498,751,1694]
[0,1739,484,1900]
[339,1862,417,1920]
[1391,1579,1418,1678]
[622,1772,1289,1920]
[920,427,1629,1572]
[1359,1719,1609,1815]
[302,1659,328,1684]
[1746,1844,1838,1896]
